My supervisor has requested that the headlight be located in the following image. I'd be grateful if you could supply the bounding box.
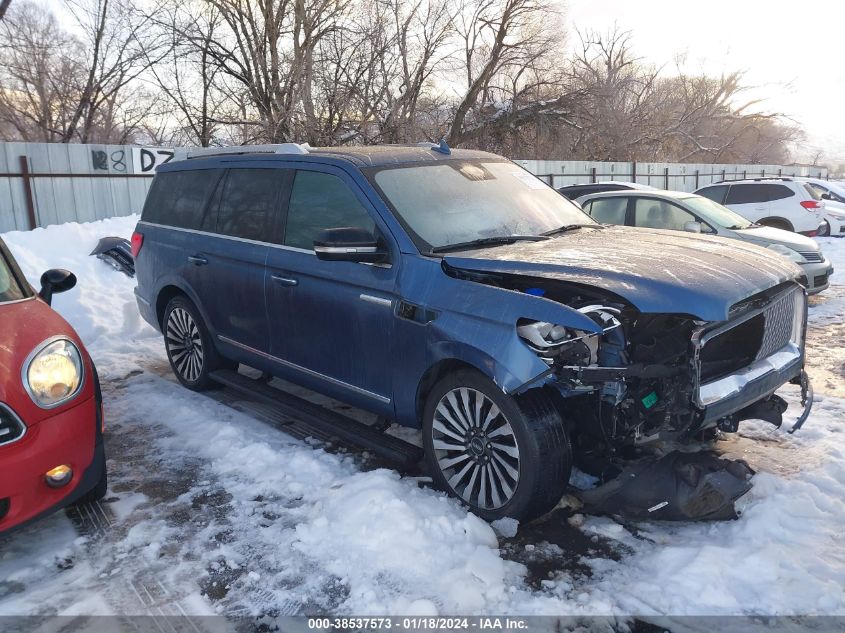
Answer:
[767,243,806,264]
[517,321,573,351]
[23,338,83,408]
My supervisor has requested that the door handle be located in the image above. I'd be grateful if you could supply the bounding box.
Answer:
[271,274,298,287]
[187,255,208,266]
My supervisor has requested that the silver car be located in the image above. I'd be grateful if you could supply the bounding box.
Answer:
[577,190,833,294]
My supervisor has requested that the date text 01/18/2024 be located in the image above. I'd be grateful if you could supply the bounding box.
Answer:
[307,618,529,630]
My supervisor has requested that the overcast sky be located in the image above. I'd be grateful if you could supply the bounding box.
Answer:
[566,0,845,164]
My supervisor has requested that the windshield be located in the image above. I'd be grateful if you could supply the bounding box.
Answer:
[0,251,26,303]
[371,160,594,251]
[682,195,754,230]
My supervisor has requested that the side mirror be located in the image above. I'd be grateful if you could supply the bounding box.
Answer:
[821,192,833,201]
[314,227,388,264]
[39,269,76,306]
[683,221,703,234]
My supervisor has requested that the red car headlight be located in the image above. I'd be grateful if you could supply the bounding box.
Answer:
[22,337,84,409]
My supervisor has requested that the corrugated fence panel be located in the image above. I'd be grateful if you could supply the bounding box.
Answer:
[0,142,833,232]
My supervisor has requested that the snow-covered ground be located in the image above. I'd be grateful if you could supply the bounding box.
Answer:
[1,217,843,621]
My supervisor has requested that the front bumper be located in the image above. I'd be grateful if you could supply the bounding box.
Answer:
[699,346,804,422]
[799,259,834,295]
[0,395,102,534]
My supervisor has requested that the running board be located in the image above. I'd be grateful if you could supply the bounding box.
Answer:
[209,369,423,468]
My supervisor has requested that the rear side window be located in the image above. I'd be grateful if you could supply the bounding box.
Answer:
[284,171,375,250]
[142,169,222,229]
[633,199,696,231]
[588,197,628,224]
[767,184,795,201]
[216,169,283,241]
[725,184,770,204]
[697,185,727,204]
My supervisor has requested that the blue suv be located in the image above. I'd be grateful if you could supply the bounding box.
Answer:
[133,143,812,521]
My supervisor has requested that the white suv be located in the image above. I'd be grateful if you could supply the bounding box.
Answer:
[695,178,825,236]
[792,177,845,236]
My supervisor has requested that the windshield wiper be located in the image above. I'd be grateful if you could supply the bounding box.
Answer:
[431,235,549,253]
[541,223,604,237]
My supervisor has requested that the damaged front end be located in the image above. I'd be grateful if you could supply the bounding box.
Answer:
[449,264,813,520]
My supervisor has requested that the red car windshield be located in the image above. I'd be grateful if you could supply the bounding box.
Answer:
[0,252,26,303]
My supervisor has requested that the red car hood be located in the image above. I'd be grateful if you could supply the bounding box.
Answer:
[0,297,93,426]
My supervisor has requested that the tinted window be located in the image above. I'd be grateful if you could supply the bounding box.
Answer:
[633,199,696,231]
[285,171,375,250]
[768,184,795,201]
[0,250,25,303]
[215,169,283,241]
[697,185,728,204]
[142,169,222,229]
[588,197,628,224]
[725,184,770,204]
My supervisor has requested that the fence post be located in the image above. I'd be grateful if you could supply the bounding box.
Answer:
[743,170,747,179]
[778,169,783,177]
[721,169,726,181]
[591,167,597,183]
[631,161,637,183]
[664,167,669,190]
[18,155,37,231]
[695,170,700,189]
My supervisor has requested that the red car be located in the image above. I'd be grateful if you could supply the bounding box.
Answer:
[0,237,107,535]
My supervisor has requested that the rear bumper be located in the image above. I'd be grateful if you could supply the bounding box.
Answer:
[0,396,102,535]
[135,287,159,332]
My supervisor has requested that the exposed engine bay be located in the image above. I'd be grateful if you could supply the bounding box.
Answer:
[448,266,813,519]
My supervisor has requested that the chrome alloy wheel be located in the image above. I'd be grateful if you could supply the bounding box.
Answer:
[431,387,520,510]
[166,307,204,382]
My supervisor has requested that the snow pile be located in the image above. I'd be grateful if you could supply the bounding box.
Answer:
[1,218,844,617]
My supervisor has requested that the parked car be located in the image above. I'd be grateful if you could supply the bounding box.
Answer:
[577,190,833,294]
[792,177,845,237]
[0,238,107,535]
[694,178,824,236]
[133,144,812,522]
[557,180,657,199]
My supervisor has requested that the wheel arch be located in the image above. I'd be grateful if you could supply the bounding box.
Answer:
[757,216,794,231]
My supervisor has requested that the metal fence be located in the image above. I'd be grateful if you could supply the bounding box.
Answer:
[0,142,172,233]
[0,142,831,233]
[514,159,829,193]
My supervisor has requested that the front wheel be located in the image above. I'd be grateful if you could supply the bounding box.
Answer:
[818,220,830,237]
[422,369,571,522]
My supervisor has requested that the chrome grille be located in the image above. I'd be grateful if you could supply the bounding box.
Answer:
[0,404,25,446]
[798,251,823,263]
[755,287,802,360]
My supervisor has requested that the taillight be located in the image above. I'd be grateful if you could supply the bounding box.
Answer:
[800,200,822,210]
[131,231,144,258]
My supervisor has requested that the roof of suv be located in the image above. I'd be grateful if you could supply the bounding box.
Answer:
[167,144,502,169]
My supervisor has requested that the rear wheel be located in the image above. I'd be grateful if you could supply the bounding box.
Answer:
[163,295,229,391]
[422,369,571,522]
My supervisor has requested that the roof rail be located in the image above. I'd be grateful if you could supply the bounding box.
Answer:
[713,176,793,184]
[174,143,311,161]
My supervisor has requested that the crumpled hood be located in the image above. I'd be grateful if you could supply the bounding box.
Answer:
[443,226,802,322]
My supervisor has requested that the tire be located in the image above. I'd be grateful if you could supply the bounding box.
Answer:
[818,221,830,237]
[75,459,107,505]
[163,295,229,391]
[422,368,572,522]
